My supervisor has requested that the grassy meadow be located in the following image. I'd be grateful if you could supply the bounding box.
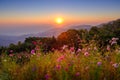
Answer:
[0,42,120,80]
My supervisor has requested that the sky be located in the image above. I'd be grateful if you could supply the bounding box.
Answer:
[0,0,120,35]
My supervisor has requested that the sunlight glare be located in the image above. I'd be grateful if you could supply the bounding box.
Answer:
[55,17,64,24]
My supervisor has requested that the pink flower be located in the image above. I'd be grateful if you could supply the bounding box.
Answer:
[77,49,81,53]
[39,42,42,45]
[84,52,89,56]
[56,64,61,70]
[31,49,35,55]
[35,47,40,50]
[18,55,22,59]
[45,74,50,80]
[62,45,68,50]
[110,37,119,45]
[97,61,102,66]
[68,63,72,66]
[107,45,110,51]
[9,50,13,53]
[88,48,91,50]
[111,41,117,45]
[110,61,113,64]
[70,47,74,52]
[32,41,37,45]
[112,37,119,41]
[94,47,97,50]
[112,63,119,68]
[9,54,14,57]
[75,72,80,76]
[60,55,64,59]
[57,55,65,62]
[37,53,41,57]
[65,67,68,71]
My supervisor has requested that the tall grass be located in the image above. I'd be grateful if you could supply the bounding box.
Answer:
[0,45,120,80]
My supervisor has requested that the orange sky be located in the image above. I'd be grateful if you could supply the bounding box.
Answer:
[0,0,120,35]
[0,14,118,25]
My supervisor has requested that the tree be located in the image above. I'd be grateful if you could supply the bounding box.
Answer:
[57,29,80,52]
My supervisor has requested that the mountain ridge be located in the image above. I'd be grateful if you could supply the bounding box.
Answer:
[3,18,119,47]
[0,25,92,46]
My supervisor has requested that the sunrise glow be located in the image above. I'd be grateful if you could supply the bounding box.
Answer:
[0,0,120,35]
[55,17,64,24]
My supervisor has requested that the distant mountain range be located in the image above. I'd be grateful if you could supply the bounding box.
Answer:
[36,25,92,37]
[0,25,92,46]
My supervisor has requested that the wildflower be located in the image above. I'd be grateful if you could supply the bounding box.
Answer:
[61,45,68,52]
[71,51,75,54]
[56,64,61,70]
[70,47,75,54]
[82,48,87,52]
[88,48,91,50]
[112,63,119,68]
[65,67,68,71]
[60,55,64,59]
[77,48,81,53]
[9,50,13,53]
[84,52,89,56]
[94,47,97,50]
[75,72,80,76]
[9,54,14,57]
[110,61,113,64]
[62,45,68,50]
[51,48,55,52]
[70,47,74,52]
[68,63,72,66]
[57,55,65,62]
[37,53,41,57]
[112,37,119,41]
[18,55,22,59]
[32,41,37,45]
[111,41,117,45]
[97,61,102,66]
[31,49,35,55]
[45,74,50,80]
[109,37,119,45]
[35,46,40,51]
[107,45,110,51]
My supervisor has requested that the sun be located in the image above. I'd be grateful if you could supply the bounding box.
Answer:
[55,17,64,24]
